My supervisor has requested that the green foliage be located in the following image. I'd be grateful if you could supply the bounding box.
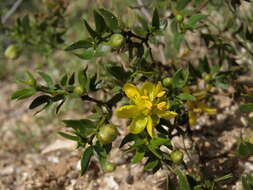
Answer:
[8,0,253,188]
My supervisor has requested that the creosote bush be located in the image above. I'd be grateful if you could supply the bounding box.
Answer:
[9,0,253,189]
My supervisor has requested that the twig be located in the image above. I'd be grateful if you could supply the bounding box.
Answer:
[136,0,152,22]
[1,0,24,24]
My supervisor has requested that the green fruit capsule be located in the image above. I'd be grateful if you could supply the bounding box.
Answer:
[176,14,184,23]
[202,73,212,82]
[4,45,21,59]
[97,124,118,144]
[170,150,184,163]
[74,85,85,96]
[110,34,125,49]
[162,77,172,87]
[102,162,116,172]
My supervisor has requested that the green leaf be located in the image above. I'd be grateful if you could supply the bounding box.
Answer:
[11,88,36,100]
[176,168,191,190]
[147,144,163,159]
[174,32,184,50]
[94,10,106,34]
[150,137,171,148]
[188,14,207,26]
[74,48,96,60]
[105,64,131,82]
[177,93,197,101]
[132,151,145,163]
[29,95,51,109]
[78,69,88,87]
[63,119,96,136]
[176,0,190,10]
[242,174,253,190]
[60,74,68,86]
[172,68,189,89]
[152,8,160,30]
[238,141,253,157]
[81,146,93,175]
[58,132,79,141]
[215,80,230,89]
[65,40,93,51]
[239,103,253,113]
[83,19,98,39]
[144,158,159,170]
[68,72,75,85]
[120,134,138,148]
[99,8,119,32]
[38,72,54,88]
[137,15,149,30]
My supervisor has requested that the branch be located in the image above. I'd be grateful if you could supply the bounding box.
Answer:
[1,0,24,24]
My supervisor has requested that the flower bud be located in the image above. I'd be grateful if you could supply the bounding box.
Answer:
[97,124,118,144]
[4,45,21,59]
[110,34,125,49]
[170,150,184,163]
[74,85,85,96]
[162,77,172,87]
[102,161,116,172]
[176,14,184,23]
[202,73,212,82]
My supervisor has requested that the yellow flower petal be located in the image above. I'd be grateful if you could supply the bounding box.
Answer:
[189,111,197,126]
[157,101,167,110]
[123,83,140,101]
[130,116,148,134]
[203,107,217,115]
[146,116,155,137]
[157,91,166,98]
[158,111,178,118]
[140,82,155,100]
[116,105,141,118]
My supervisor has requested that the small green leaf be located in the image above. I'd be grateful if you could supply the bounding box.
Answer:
[63,119,96,136]
[60,74,68,86]
[176,0,190,10]
[172,68,189,89]
[81,146,93,175]
[83,19,98,39]
[152,8,160,30]
[29,95,51,109]
[74,48,96,60]
[68,72,75,85]
[239,103,253,113]
[38,72,54,88]
[175,168,191,190]
[11,88,36,100]
[58,132,79,141]
[177,93,197,101]
[65,40,93,51]
[94,10,106,34]
[238,141,253,157]
[242,174,253,190]
[120,134,138,148]
[144,158,159,170]
[99,8,119,32]
[174,32,184,50]
[188,14,207,26]
[150,137,171,147]
[132,151,145,164]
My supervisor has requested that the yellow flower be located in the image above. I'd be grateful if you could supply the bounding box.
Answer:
[116,82,177,137]
[185,88,217,126]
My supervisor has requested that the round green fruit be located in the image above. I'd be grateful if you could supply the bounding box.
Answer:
[176,14,184,23]
[110,34,125,49]
[4,45,20,59]
[170,150,184,163]
[202,73,212,82]
[162,77,172,87]
[102,162,116,172]
[97,124,118,144]
[74,85,85,96]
